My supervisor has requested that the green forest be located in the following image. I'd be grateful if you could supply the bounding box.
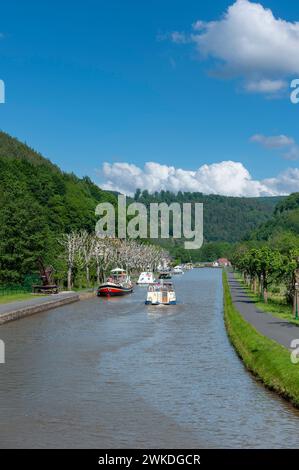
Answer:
[134,189,280,242]
[0,131,117,284]
[133,189,282,262]
[0,130,297,287]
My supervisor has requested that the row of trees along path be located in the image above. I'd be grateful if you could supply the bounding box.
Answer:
[233,247,299,318]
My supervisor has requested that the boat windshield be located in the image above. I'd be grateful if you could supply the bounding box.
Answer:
[148,283,174,292]
[107,272,127,283]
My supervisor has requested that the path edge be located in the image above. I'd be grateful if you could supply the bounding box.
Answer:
[0,294,80,326]
[223,271,299,409]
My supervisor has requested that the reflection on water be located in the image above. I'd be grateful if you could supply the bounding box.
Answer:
[0,269,298,449]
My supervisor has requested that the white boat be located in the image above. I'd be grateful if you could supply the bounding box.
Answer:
[145,281,176,305]
[184,263,193,270]
[137,271,155,285]
[172,265,184,275]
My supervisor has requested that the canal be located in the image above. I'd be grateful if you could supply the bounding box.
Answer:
[0,268,298,448]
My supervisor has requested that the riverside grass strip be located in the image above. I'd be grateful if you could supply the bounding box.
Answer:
[236,273,299,327]
[223,271,299,409]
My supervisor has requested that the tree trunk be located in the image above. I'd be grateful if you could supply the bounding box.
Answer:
[263,278,268,303]
[263,288,268,303]
[96,263,100,285]
[253,277,257,294]
[67,267,72,291]
[259,276,263,299]
[86,265,90,288]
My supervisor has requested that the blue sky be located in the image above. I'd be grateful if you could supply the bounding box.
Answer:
[1,0,299,196]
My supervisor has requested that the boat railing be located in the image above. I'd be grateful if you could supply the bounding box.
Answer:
[148,283,174,293]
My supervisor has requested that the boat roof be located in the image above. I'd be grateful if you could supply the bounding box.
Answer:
[111,268,126,273]
[149,281,173,286]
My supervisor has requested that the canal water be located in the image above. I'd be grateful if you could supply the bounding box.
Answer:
[0,268,299,448]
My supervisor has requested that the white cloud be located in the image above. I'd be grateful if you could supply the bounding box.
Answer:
[98,160,298,197]
[283,146,299,161]
[263,168,299,194]
[250,133,299,160]
[245,79,287,94]
[250,134,295,148]
[171,31,189,44]
[192,21,207,32]
[173,0,299,94]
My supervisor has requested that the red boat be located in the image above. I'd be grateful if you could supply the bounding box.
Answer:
[97,268,133,297]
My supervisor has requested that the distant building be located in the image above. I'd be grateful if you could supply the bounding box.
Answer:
[217,258,231,267]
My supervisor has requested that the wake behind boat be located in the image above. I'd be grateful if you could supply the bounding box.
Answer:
[97,268,133,297]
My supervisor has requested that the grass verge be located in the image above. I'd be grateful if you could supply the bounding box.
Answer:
[234,273,299,327]
[223,271,299,408]
[0,293,35,305]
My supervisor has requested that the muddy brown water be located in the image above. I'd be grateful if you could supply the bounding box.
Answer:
[0,268,299,448]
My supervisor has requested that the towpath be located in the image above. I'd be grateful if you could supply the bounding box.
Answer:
[227,272,299,350]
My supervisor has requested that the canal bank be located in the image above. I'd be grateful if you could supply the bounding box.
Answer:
[224,271,299,409]
[0,292,80,325]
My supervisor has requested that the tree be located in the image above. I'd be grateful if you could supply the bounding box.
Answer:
[280,249,299,314]
[253,247,283,303]
[233,246,284,303]
[60,232,82,290]
[0,184,48,283]
[79,231,97,287]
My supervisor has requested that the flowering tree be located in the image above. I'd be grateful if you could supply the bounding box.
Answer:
[60,233,170,289]
[79,231,97,288]
[60,232,82,290]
